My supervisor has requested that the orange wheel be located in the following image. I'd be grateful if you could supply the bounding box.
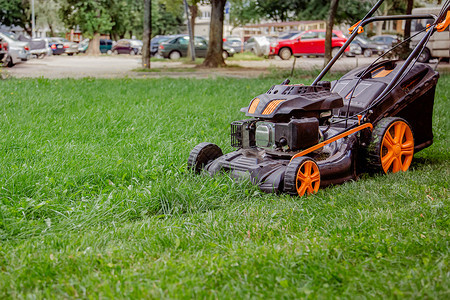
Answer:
[285,157,320,196]
[367,117,415,174]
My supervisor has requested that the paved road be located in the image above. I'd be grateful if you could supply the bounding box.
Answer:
[4,54,447,79]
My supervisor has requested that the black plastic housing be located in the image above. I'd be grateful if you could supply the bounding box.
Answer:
[275,118,319,150]
[231,119,256,148]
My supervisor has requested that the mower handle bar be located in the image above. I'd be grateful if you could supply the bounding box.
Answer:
[312,14,438,86]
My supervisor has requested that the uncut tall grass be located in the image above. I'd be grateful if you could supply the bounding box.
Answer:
[0,74,448,298]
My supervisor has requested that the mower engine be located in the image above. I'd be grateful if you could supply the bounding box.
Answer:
[188,0,447,197]
[231,81,343,154]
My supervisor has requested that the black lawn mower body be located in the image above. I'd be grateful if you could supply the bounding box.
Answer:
[188,0,449,197]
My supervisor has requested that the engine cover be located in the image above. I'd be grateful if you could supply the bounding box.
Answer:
[242,84,343,121]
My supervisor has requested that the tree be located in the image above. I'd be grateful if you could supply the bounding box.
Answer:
[324,0,340,67]
[255,0,298,22]
[61,0,114,55]
[35,0,64,37]
[228,0,260,35]
[163,0,204,36]
[161,0,204,59]
[202,0,226,67]
[109,0,143,41]
[374,0,408,35]
[152,0,184,36]
[142,0,151,69]
[0,0,31,35]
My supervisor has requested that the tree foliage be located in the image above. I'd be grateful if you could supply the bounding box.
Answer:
[152,0,184,36]
[35,0,64,37]
[229,0,260,30]
[109,0,143,40]
[254,0,298,22]
[61,0,114,38]
[0,0,31,34]
[61,0,114,55]
[231,0,371,25]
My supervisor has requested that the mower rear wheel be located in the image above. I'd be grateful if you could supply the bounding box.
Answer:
[188,142,223,173]
[367,117,414,174]
[284,157,321,197]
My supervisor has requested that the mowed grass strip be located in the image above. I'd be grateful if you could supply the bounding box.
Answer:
[0,74,448,298]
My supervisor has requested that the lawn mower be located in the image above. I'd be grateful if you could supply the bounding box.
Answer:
[188,0,450,197]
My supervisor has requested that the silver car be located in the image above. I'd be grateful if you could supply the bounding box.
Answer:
[244,36,274,56]
[49,37,79,55]
[0,32,30,67]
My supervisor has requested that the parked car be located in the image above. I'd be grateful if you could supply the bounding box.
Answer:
[112,39,143,55]
[351,36,388,57]
[269,30,349,60]
[277,31,302,40]
[44,38,65,55]
[244,36,274,56]
[0,37,7,63]
[158,35,235,59]
[224,36,243,53]
[100,39,113,54]
[370,34,399,47]
[17,35,50,59]
[0,32,30,67]
[78,38,89,53]
[151,35,172,56]
[346,42,362,56]
[78,38,112,54]
[410,7,449,63]
[48,37,79,55]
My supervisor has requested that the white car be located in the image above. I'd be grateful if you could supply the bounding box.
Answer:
[245,36,274,56]
[0,32,30,67]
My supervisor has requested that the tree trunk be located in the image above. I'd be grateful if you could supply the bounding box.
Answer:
[187,4,198,59]
[202,0,226,68]
[403,0,413,42]
[324,0,339,67]
[377,4,391,36]
[396,0,414,60]
[48,22,55,37]
[87,32,101,55]
[142,0,152,69]
[190,4,198,37]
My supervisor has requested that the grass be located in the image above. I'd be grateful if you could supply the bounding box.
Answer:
[132,67,197,73]
[227,52,266,61]
[0,73,448,298]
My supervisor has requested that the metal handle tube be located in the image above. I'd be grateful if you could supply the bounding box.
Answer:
[312,13,437,86]
[312,0,385,85]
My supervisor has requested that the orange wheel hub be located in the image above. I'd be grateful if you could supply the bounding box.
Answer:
[295,160,320,196]
[381,120,414,173]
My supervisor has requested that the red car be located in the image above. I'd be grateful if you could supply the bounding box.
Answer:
[270,29,349,60]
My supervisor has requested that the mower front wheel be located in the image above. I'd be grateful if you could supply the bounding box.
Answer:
[284,157,321,197]
[188,142,223,173]
[367,117,414,174]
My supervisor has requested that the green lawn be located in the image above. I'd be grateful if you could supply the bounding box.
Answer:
[0,73,448,298]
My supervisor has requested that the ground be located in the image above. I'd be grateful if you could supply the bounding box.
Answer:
[5,55,391,79]
[0,56,448,298]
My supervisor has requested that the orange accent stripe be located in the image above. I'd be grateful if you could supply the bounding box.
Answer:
[262,100,285,115]
[248,98,260,114]
[373,69,393,78]
[290,123,373,161]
